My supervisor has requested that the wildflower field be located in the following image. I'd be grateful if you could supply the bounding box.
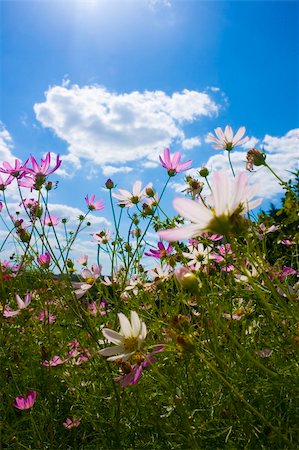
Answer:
[0,127,298,449]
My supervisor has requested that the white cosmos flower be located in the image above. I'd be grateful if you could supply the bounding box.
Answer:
[182,244,211,270]
[112,180,153,208]
[158,170,262,241]
[207,125,249,151]
[99,311,147,361]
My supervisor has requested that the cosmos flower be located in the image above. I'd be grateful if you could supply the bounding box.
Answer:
[37,252,51,268]
[42,214,60,227]
[13,391,37,410]
[144,242,173,258]
[158,170,262,240]
[63,416,81,429]
[112,181,153,208]
[182,243,211,270]
[207,126,249,151]
[0,158,28,178]
[3,293,32,317]
[99,311,147,361]
[159,148,192,176]
[85,194,104,211]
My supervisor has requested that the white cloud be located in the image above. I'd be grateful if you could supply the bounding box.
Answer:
[181,136,201,150]
[102,165,133,177]
[242,136,260,150]
[0,123,15,163]
[34,83,219,172]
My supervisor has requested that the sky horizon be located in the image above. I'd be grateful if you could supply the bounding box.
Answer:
[0,0,298,272]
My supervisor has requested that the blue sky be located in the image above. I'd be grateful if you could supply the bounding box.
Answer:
[0,0,298,269]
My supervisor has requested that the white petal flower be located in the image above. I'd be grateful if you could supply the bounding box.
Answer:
[158,170,262,241]
[99,311,147,361]
[112,181,153,207]
[207,125,249,151]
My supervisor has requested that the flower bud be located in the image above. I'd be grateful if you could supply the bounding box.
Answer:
[199,167,209,178]
[105,178,115,189]
[174,267,201,294]
[37,252,51,268]
[246,148,266,169]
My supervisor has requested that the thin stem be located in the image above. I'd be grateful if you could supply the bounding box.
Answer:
[227,151,235,177]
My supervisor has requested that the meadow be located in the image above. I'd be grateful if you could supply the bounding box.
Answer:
[0,126,298,449]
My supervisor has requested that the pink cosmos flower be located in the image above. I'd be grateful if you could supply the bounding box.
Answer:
[0,159,28,178]
[77,254,88,265]
[159,148,192,176]
[207,126,249,151]
[63,416,81,429]
[3,293,31,317]
[42,214,60,227]
[114,345,164,388]
[73,264,102,299]
[144,242,173,258]
[92,229,112,244]
[112,181,153,208]
[36,309,56,324]
[158,170,262,241]
[85,194,104,211]
[37,252,51,268]
[26,152,62,178]
[13,390,37,410]
[41,355,65,367]
[0,173,14,190]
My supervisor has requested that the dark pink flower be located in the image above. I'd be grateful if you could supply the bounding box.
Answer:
[159,148,192,176]
[26,152,62,178]
[13,390,37,410]
[37,252,51,268]
[145,242,173,258]
[85,194,104,211]
[41,355,65,367]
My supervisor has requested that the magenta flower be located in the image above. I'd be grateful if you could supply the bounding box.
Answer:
[207,126,249,151]
[0,158,28,178]
[63,416,81,429]
[41,355,65,367]
[85,194,104,211]
[13,390,37,410]
[145,242,173,258]
[37,252,51,268]
[26,152,61,178]
[42,214,60,227]
[159,148,192,176]
[115,345,164,388]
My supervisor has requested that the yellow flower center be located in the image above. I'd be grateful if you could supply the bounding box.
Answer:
[123,336,139,353]
[85,277,94,285]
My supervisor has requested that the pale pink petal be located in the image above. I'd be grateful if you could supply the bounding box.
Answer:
[118,313,133,337]
[173,197,213,224]
[224,125,233,142]
[232,126,246,145]
[130,311,141,336]
[102,329,123,345]
[158,224,204,241]
[99,345,124,357]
